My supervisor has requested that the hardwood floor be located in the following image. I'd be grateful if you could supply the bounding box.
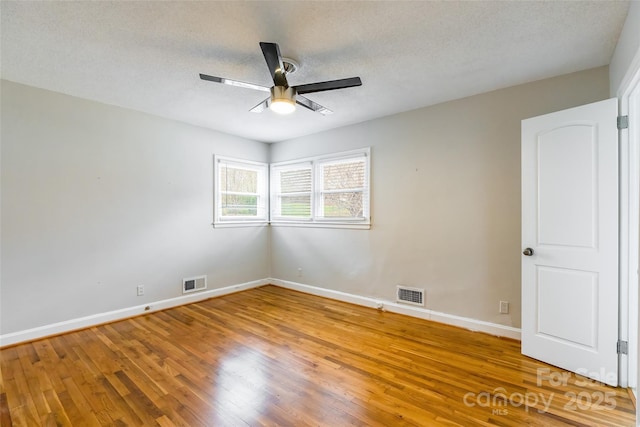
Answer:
[1,285,636,426]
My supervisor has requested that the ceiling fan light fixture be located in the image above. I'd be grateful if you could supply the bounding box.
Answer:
[270,86,296,114]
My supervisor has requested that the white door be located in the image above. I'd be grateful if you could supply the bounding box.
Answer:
[521,98,619,386]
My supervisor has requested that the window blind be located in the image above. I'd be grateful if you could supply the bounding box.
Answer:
[272,163,312,219]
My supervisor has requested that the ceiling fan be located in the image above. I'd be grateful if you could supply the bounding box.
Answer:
[200,42,362,115]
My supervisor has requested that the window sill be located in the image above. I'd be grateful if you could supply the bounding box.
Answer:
[212,221,269,228]
[213,220,371,230]
[269,221,371,230]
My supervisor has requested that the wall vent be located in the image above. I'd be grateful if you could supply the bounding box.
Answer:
[396,286,425,306]
[183,275,207,294]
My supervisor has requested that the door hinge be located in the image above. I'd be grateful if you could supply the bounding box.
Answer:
[617,340,628,355]
[617,115,629,130]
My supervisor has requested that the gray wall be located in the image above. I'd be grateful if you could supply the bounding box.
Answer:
[610,1,640,96]
[0,66,611,336]
[270,66,610,328]
[0,80,270,334]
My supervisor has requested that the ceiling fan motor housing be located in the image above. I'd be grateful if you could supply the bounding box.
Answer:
[270,86,297,114]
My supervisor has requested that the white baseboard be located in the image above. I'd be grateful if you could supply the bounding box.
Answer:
[0,279,268,347]
[1,277,521,347]
[269,278,521,340]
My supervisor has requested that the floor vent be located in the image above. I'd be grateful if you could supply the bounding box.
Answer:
[396,286,425,306]
[183,275,207,294]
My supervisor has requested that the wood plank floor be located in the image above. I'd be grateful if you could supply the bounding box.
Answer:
[1,285,636,426]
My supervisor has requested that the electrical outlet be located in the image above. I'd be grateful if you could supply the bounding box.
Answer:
[499,301,509,314]
[137,285,144,296]
[297,268,303,277]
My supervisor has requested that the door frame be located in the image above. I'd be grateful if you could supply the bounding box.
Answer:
[617,51,640,393]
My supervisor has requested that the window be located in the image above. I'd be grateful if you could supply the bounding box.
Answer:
[271,162,313,220]
[214,156,268,226]
[270,148,370,228]
[317,155,367,220]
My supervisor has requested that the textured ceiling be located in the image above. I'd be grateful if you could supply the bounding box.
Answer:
[0,1,630,143]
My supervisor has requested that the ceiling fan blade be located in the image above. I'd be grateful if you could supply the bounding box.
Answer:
[294,77,362,95]
[296,96,333,115]
[199,74,270,92]
[249,97,271,113]
[259,42,288,87]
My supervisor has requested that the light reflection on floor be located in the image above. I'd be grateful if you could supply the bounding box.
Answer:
[215,347,268,420]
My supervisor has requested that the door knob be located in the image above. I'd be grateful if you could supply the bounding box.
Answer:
[523,248,534,256]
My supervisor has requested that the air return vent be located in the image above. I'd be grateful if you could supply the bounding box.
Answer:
[183,275,207,294]
[396,286,425,306]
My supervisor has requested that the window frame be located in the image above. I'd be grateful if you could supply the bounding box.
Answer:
[213,155,269,227]
[270,148,371,229]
